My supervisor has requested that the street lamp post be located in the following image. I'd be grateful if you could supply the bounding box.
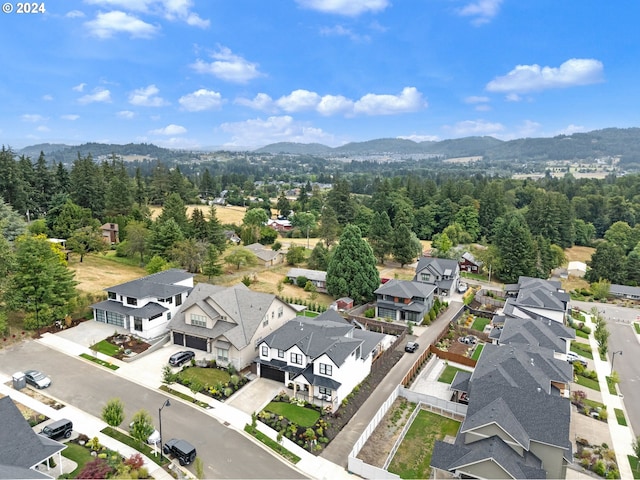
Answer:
[158,399,171,456]
[611,350,622,375]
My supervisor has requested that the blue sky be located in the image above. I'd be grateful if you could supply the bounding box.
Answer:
[0,0,637,150]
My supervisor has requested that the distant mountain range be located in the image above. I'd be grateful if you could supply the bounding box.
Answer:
[16,127,640,168]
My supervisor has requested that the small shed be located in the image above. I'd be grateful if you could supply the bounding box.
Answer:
[100,223,119,244]
[335,297,354,311]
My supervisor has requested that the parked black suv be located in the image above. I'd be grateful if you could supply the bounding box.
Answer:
[40,418,73,440]
[163,438,197,465]
[405,341,419,353]
[168,350,195,366]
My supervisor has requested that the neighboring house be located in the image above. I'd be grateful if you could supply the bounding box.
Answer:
[168,283,297,370]
[503,277,570,324]
[267,218,292,232]
[609,284,640,301]
[256,309,389,412]
[244,243,283,267]
[459,252,482,274]
[0,397,66,479]
[489,314,576,356]
[91,269,194,340]
[100,223,119,244]
[286,268,327,293]
[224,230,241,245]
[567,261,587,277]
[432,343,573,479]
[414,257,460,296]
[374,279,436,323]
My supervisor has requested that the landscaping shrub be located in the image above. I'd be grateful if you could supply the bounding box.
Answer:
[77,458,113,479]
[296,276,308,288]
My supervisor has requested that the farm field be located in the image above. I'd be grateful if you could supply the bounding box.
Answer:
[148,204,247,224]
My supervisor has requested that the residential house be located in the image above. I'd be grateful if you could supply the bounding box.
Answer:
[168,283,297,370]
[374,279,436,323]
[100,223,119,244]
[0,397,66,479]
[432,343,573,479]
[609,284,640,301]
[256,309,388,412]
[267,218,292,232]
[503,276,570,324]
[286,268,327,293]
[567,261,587,278]
[91,269,193,340]
[334,297,354,311]
[244,243,283,267]
[414,257,460,296]
[224,230,241,245]
[459,252,482,274]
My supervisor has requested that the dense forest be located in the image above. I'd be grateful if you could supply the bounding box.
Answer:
[1,142,640,332]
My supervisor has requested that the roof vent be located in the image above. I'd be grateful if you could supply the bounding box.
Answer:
[537,387,542,393]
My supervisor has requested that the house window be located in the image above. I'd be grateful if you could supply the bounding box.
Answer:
[107,291,116,300]
[278,306,283,318]
[319,363,332,376]
[290,353,302,365]
[356,345,361,358]
[271,311,274,319]
[261,346,269,356]
[318,387,332,396]
[134,317,143,331]
[217,348,229,362]
[175,293,182,306]
[167,312,171,320]
[126,297,137,306]
[277,349,284,358]
[263,316,269,327]
[191,314,207,327]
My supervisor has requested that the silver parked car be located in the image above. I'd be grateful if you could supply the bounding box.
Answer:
[24,370,52,389]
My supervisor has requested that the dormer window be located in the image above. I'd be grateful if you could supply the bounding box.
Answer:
[108,291,116,300]
[191,314,206,327]
[126,297,137,306]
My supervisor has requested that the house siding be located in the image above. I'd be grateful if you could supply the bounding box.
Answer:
[458,459,510,479]
[529,440,566,480]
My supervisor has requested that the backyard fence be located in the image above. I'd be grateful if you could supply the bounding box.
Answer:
[428,344,477,368]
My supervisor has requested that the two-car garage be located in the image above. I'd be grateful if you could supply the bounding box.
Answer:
[172,332,208,352]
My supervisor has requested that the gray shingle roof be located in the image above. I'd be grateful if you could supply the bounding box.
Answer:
[244,243,282,262]
[496,306,575,353]
[286,268,326,282]
[511,276,569,311]
[450,370,472,393]
[105,268,193,299]
[91,299,168,319]
[0,397,65,479]
[374,279,436,299]
[415,257,459,276]
[609,284,640,296]
[169,283,286,350]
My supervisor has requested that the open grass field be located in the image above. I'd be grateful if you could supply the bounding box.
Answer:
[68,252,146,295]
[148,204,248,224]
[388,409,461,479]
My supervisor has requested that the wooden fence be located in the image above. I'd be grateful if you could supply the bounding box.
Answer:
[428,344,477,368]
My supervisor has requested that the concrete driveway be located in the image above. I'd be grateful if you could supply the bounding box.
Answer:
[53,320,128,347]
[227,377,283,415]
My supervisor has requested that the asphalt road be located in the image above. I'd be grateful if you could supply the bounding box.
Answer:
[0,340,305,479]
[572,300,640,438]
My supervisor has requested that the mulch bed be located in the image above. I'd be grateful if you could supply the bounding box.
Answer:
[105,334,151,358]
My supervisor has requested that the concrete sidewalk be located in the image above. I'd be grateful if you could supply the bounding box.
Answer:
[584,316,635,479]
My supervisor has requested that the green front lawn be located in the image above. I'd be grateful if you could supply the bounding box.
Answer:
[388,410,460,479]
[575,329,589,339]
[438,365,469,384]
[571,342,593,359]
[471,344,484,361]
[101,427,169,467]
[264,402,320,427]
[628,455,640,479]
[177,366,230,386]
[61,442,94,478]
[470,317,490,333]
[575,374,601,392]
[90,339,121,357]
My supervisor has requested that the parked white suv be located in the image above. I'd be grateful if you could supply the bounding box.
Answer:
[566,352,587,367]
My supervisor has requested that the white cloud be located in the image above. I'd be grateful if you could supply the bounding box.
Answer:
[191,46,261,83]
[117,110,135,119]
[464,95,489,104]
[84,0,209,28]
[397,134,440,142]
[178,89,223,111]
[66,10,85,18]
[514,120,542,137]
[85,11,159,39]
[73,83,86,92]
[557,124,587,136]
[458,0,503,25]
[36,125,50,132]
[61,114,80,120]
[234,93,275,111]
[128,85,169,107]
[21,114,46,122]
[149,124,187,135]
[78,87,112,104]
[506,93,521,102]
[317,94,354,116]
[486,58,604,93]
[354,87,426,115]
[42,94,53,101]
[320,25,370,42]
[444,119,505,136]
[276,89,321,112]
[296,0,389,16]
[220,115,337,147]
